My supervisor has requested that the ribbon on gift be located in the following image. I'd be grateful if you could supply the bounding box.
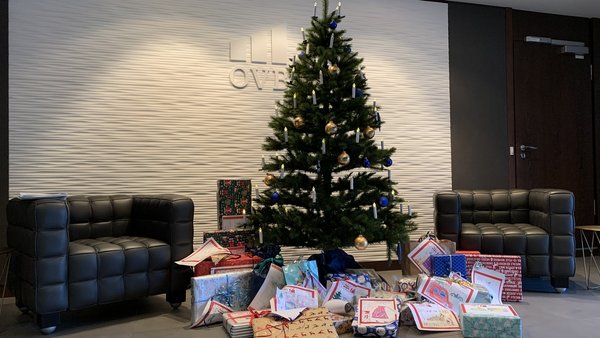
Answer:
[248,309,272,327]
[206,272,252,310]
[213,283,236,308]
[418,231,437,242]
[254,312,333,338]
[255,321,291,338]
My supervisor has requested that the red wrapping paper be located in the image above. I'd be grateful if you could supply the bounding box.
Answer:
[464,253,523,302]
[194,253,263,276]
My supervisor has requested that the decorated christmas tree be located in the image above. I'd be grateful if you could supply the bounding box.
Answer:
[249,0,416,258]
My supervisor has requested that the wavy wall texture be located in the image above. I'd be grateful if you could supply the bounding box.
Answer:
[9,0,450,261]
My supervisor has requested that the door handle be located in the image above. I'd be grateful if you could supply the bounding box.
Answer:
[519,144,538,159]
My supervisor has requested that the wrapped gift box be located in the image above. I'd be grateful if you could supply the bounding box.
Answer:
[352,298,400,338]
[397,276,418,293]
[431,254,467,278]
[326,273,372,289]
[223,310,270,338]
[464,254,523,302]
[460,303,522,338]
[194,252,263,276]
[190,270,253,327]
[217,179,252,229]
[203,229,257,253]
[345,268,391,291]
[252,307,338,338]
[329,313,354,334]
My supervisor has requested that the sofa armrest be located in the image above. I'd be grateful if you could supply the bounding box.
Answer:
[434,191,462,243]
[529,188,575,277]
[6,198,69,314]
[129,194,194,261]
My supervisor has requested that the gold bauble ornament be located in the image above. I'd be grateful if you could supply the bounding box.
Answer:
[325,121,338,135]
[337,151,350,165]
[293,116,305,129]
[363,126,376,139]
[328,64,339,74]
[263,174,277,186]
[354,234,368,250]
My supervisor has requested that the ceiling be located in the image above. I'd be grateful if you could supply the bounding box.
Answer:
[454,0,600,19]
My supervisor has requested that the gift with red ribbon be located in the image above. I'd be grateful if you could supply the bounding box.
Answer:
[252,307,338,338]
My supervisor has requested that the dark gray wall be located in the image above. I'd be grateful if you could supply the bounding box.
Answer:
[448,2,510,189]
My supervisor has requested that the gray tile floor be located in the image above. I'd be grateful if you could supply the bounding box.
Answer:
[1,256,600,337]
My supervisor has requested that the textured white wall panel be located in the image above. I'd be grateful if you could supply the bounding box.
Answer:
[9,0,450,261]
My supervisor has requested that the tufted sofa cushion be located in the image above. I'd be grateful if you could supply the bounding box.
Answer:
[68,236,170,310]
[434,188,575,288]
[7,194,194,332]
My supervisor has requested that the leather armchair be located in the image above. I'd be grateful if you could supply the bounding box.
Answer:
[7,194,194,334]
[434,189,575,291]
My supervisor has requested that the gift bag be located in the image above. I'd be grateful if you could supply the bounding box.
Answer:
[431,254,467,278]
[283,259,319,285]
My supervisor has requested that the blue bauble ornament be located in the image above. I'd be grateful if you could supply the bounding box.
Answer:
[271,192,280,203]
[379,196,389,207]
[329,21,338,29]
[344,46,352,53]
[362,158,371,168]
[356,88,364,97]
[384,158,393,167]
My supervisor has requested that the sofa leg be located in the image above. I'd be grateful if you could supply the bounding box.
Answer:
[167,289,186,306]
[37,312,60,334]
[551,277,569,292]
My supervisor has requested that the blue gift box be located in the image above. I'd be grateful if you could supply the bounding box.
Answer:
[431,254,467,277]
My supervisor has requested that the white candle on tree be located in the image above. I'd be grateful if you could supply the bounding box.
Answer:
[321,138,326,154]
[311,187,317,203]
[312,90,317,105]
[350,175,354,190]
[355,128,360,143]
[301,27,306,41]
[259,227,263,244]
[352,83,356,98]
[284,127,288,142]
[319,70,323,84]
[373,203,378,219]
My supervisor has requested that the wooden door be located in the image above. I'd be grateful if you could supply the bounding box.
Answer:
[512,11,595,226]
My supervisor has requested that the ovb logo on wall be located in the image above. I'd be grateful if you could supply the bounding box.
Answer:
[229,26,289,90]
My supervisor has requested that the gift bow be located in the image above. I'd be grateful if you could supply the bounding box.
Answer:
[248,309,272,327]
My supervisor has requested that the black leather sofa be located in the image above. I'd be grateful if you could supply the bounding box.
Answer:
[434,189,575,292]
[6,194,194,334]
